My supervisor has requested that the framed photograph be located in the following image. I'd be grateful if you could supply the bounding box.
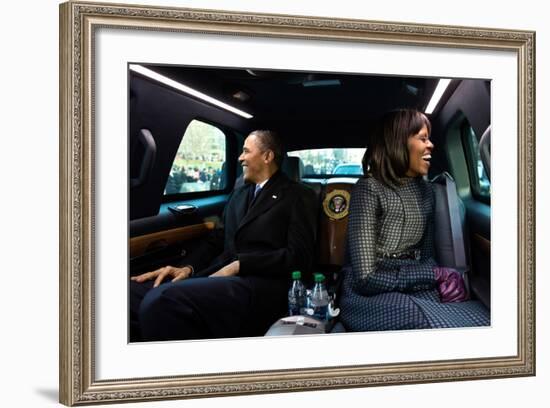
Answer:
[59,0,535,405]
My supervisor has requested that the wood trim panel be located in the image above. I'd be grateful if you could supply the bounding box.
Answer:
[317,183,353,266]
[129,222,215,258]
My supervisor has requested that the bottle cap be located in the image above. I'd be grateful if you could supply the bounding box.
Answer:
[291,271,301,280]
[314,273,325,283]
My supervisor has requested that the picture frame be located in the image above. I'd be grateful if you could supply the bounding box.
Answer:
[59,0,535,405]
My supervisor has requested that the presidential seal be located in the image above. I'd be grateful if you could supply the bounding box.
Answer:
[322,189,350,220]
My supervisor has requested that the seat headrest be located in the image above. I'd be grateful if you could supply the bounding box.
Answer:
[281,156,303,182]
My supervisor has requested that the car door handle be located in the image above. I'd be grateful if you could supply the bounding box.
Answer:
[168,204,198,215]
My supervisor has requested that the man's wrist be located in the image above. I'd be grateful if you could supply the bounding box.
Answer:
[183,264,194,277]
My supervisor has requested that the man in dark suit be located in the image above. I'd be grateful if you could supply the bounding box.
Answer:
[130,130,317,341]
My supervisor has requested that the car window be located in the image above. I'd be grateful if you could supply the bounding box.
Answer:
[164,119,227,195]
[462,122,490,199]
[288,148,365,177]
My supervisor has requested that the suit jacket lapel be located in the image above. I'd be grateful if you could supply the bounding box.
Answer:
[229,184,252,226]
[237,172,286,232]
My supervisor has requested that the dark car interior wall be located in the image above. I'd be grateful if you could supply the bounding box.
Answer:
[129,73,248,220]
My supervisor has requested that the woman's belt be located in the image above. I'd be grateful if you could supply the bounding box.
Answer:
[377,249,421,260]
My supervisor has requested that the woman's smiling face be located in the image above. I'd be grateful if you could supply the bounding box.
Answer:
[406,124,434,177]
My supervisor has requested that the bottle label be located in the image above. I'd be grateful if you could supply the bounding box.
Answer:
[288,288,306,316]
[312,304,329,321]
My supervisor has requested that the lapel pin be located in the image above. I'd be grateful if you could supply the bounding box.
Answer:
[272,195,277,199]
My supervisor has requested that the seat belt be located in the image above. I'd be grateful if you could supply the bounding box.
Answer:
[441,172,467,269]
[432,172,470,296]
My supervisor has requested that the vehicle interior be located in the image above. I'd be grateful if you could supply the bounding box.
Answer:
[128,63,491,335]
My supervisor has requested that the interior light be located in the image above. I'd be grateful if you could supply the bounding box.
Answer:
[405,84,419,96]
[232,90,250,102]
[425,78,452,114]
[129,64,253,119]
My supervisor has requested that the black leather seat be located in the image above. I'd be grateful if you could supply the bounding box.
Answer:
[281,156,303,182]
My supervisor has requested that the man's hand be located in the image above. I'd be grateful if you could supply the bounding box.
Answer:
[209,260,240,278]
[131,265,192,288]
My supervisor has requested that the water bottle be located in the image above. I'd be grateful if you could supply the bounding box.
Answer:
[310,273,330,321]
[288,271,307,316]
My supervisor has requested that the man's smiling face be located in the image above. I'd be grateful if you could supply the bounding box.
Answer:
[239,134,269,184]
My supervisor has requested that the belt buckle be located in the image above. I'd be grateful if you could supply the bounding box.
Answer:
[414,249,421,260]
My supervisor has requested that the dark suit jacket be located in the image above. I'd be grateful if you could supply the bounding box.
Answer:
[181,171,318,281]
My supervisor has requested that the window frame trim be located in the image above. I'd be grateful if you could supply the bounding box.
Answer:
[161,117,237,203]
[460,120,491,205]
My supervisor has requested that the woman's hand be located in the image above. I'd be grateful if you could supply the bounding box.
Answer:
[434,267,468,303]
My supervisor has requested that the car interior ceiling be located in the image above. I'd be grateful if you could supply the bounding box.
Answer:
[136,64,443,150]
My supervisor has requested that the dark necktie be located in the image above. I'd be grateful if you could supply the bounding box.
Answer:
[248,184,261,211]
[253,184,262,198]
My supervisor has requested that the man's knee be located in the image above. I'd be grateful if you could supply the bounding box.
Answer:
[138,281,209,341]
[139,282,190,321]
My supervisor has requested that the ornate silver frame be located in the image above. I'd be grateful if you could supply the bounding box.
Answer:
[59,1,535,405]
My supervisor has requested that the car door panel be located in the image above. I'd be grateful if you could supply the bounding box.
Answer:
[464,199,491,308]
[129,195,228,274]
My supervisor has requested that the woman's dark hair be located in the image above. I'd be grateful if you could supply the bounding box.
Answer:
[362,109,431,187]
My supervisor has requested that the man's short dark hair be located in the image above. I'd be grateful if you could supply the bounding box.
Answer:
[249,130,284,168]
[362,109,431,187]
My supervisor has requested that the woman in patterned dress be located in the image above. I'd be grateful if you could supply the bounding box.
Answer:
[339,109,490,331]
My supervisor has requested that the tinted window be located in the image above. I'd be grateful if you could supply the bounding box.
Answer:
[164,120,227,195]
[288,148,365,176]
[462,123,490,199]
